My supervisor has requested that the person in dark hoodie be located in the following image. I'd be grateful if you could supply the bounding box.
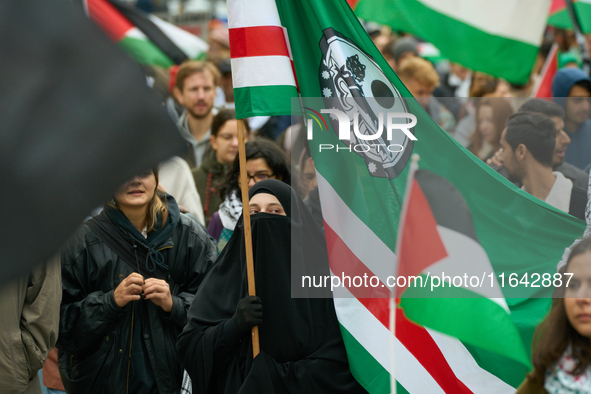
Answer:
[552,68,591,170]
[57,168,217,393]
[177,180,367,394]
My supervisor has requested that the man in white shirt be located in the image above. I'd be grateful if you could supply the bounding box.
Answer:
[500,112,586,220]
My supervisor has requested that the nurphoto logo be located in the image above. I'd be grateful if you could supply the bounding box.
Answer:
[306,109,417,154]
[300,27,419,179]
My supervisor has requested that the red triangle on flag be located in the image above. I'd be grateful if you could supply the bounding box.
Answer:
[87,0,133,42]
[534,43,560,99]
[397,179,448,296]
[549,0,567,15]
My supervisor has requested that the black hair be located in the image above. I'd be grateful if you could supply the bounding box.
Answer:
[519,99,565,120]
[218,139,291,200]
[504,112,556,167]
[573,80,591,96]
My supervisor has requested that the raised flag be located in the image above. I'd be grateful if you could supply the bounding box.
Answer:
[86,0,207,68]
[229,0,585,392]
[548,0,591,33]
[351,0,550,85]
[227,1,299,118]
[532,43,560,98]
[0,0,186,283]
[396,169,529,367]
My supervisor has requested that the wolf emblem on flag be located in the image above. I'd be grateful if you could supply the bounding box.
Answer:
[319,28,414,179]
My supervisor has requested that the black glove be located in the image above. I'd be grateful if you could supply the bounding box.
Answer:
[230,296,263,334]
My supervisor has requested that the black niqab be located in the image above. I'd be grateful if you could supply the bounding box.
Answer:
[178,180,366,393]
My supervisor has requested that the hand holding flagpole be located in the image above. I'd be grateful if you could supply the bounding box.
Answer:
[237,118,260,358]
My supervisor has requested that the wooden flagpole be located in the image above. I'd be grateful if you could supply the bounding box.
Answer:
[237,118,260,357]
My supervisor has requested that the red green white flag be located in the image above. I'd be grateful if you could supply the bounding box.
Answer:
[86,0,207,68]
[395,168,529,371]
[227,0,299,118]
[229,0,585,392]
[351,0,550,85]
[548,0,591,33]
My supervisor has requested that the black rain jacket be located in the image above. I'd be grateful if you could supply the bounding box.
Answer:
[57,198,217,393]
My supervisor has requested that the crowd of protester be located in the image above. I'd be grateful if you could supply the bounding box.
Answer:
[3,18,591,394]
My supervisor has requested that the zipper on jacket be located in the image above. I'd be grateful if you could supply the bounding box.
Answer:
[127,241,140,394]
[133,242,140,274]
[126,301,135,394]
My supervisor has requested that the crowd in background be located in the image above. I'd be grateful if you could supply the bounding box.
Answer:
[4,15,591,394]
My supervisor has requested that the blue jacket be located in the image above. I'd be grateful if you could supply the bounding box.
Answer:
[552,68,591,169]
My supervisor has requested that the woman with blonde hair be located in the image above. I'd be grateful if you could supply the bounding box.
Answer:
[58,168,216,393]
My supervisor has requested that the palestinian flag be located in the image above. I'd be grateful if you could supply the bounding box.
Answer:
[548,0,591,33]
[229,0,585,392]
[397,169,529,369]
[85,0,207,68]
[350,0,549,85]
[532,43,560,98]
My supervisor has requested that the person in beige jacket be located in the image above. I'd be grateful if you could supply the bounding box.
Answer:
[0,255,61,394]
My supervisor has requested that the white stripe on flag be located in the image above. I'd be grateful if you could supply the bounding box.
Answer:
[429,225,508,310]
[333,296,391,372]
[125,26,147,40]
[148,15,208,59]
[334,295,445,393]
[317,172,396,287]
[230,56,296,88]
[426,329,516,393]
[227,0,282,28]
[420,0,549,46]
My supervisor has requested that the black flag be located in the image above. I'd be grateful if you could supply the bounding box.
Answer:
[0,0,186,283]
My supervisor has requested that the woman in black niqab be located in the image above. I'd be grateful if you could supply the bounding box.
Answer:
[177,179,367,393]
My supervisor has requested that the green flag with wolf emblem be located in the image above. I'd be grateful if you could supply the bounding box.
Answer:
[228,0,585,392]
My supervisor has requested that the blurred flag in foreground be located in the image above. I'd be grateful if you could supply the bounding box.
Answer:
[548,0,591,33]
[85,0,208,67]
[0,0,186,284]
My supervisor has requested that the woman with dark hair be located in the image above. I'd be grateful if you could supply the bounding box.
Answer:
[178,179,366,393]
[208,139,291,251]
[58,168,217,393]
[193,108,251,225]
[517,237,591,392]
[468,97,514,161]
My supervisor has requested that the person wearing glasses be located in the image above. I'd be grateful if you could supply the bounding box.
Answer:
[193,109,251,226]
[208,139,291,252]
